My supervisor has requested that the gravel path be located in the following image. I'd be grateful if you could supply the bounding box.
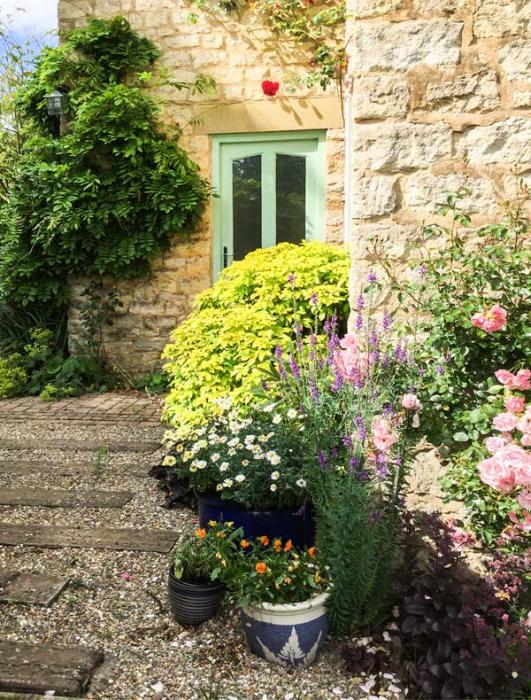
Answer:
[0,414,399,700]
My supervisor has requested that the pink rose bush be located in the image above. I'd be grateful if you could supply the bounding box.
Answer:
[477,368,530,532]
[470,304,507,333]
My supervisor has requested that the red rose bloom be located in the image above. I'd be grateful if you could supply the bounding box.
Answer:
[262,80,280,97]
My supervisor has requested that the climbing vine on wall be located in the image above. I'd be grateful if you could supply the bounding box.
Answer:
[189,0,346,92]
[0,16,211,307]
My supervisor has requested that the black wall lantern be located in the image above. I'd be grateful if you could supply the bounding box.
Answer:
[45,90,68,117]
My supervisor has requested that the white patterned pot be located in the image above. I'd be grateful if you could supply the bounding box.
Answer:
[241,592,329,668]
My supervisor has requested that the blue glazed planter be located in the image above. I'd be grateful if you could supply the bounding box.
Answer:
[197,493,314,547]
[241,592,329,668]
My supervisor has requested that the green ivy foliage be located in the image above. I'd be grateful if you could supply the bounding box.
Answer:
[163,241,350,426]
[0,16,209,306]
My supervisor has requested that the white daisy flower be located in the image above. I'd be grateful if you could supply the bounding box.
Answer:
[235,474,246,483]
[219,462,229,472]
[228,448,236,456]
[272,414,282,424]
[210,453,220,462]
[242,459,249,466]
[175,444,184,453]
[270,484,277,492]
[228,437,239,448]
[263,404,274,413]
[296,478,307,488]
[216,483,223,491]
[266,451,281,466]
[287,409,297,419]
[162,455,176,467]
[271,471,280,481]
[223,478,233,488]
[193,460,207,470]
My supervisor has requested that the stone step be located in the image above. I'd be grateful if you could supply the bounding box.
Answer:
[0,641,103,697]
[0,488,133,509]
[0,438,160,453]
[0,523,177,552]
[0,461,148,478]
[0,570,69,607]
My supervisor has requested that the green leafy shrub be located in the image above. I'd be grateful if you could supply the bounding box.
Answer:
[162,241,350,425]
[376,191,530,448]
[0,327,116,399]
[0,16,209,306]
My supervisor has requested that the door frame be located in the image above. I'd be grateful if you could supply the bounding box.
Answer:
[211,130,327,280]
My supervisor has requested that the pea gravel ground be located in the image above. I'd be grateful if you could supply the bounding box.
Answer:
[0,404,404,700]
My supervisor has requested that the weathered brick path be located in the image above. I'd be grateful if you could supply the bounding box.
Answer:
[0,392,162,424]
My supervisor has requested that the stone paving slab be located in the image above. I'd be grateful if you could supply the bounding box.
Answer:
[0,694,82,699]
[0,570,69,606]
[0,461,148,478]
[0,641,103,696]
[0,439,161,453]
[0,523,177,552]
[0,392,162,423]
[0,488,133,509]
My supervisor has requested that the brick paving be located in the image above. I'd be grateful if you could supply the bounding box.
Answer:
[0,392,162,424]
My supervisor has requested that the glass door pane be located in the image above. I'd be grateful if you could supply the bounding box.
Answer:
[276,154,306,245]
[232,155,262,261]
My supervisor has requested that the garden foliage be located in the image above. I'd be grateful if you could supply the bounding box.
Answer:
[162,241,350,426]
[375,190,530,448]
[0,16,209,307]
[399,513,530,699]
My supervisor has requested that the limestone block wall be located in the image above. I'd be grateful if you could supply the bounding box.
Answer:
[59,0,345,375]
[347,0,531,299]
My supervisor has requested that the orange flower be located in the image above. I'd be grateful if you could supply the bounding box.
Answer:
[196,528,207,539]
[284,576,292,584]
[255,562,267,575]
[308,546,317,558]
[259,535,270,546]
[284,539,293,553]
[240,539,250,549]
[273,538,282,552]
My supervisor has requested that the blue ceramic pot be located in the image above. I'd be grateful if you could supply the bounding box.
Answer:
[197,493,314,547]
[241,592,329,668]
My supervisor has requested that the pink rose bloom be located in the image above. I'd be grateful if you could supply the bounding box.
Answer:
[517,412,531,434]
[471,305,507,333]
[340,334,359,352]
[372,417,398,452]
[514,463,531,487]
[521,433,531,447]
[401,393,423,411]
[478,456,515,493]
[495,368,531,390]
[485,435,508,454]
[497,444,530,469]
[514,369,531,390]
[495,369,515,386]
[504,396,525,414]
[492,412,518,432]
[518,490,531,510]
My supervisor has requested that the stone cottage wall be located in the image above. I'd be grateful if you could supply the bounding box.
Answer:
[59,0,345,375]
[347,0,531,300]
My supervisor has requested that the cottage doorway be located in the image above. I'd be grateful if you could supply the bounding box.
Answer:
[211,131,326,278]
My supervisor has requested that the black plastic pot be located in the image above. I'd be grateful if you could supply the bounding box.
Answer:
[168,566,225,626]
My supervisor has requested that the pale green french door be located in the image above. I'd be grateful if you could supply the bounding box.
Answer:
[211,131,326,278]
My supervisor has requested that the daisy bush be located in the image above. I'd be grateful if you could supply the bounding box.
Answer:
[161,401,309,510]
